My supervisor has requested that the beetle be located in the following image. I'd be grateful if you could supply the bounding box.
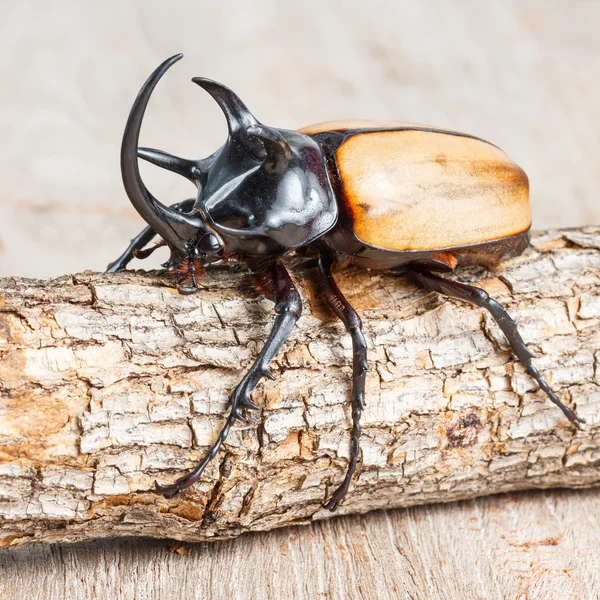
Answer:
[108,54,584,510]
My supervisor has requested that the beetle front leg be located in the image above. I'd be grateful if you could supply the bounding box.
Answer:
[318,252,368,511]
[407,266,585,428]
[155,260,302,499]
[107,198,196,272]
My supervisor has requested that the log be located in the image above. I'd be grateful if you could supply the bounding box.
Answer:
[1,228,599,548]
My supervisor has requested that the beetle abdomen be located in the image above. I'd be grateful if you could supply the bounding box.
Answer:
[337,128,530,251]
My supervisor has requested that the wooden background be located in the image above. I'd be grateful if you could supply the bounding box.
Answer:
[0,1,599,598]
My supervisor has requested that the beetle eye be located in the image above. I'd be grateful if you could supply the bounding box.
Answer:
[196,232,223,258]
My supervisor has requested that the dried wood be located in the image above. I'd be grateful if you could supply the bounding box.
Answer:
[1,229,599,548]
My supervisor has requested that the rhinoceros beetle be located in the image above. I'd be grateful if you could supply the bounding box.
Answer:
[108,54,584,510]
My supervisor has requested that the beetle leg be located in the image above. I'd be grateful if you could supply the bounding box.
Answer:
[155,260,302,499]
[407,266,585,428]
[318,252,368,511]
[106,225,156,273]
[106,198,196,272]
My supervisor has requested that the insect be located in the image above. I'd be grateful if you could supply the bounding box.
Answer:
[108,54,584,510]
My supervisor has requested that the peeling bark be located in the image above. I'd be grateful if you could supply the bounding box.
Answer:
[0,228,599,548]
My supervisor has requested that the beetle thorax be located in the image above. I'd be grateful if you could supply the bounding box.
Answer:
[199,129,338,254]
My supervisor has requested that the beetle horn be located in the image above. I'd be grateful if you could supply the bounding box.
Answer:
[137,147,202,183]
[191,77,257,133]
[192,78,292,172]
[246,125,293,173]
[122,53,205,258]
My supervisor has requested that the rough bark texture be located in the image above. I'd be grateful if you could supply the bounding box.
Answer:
[1,228,599,548]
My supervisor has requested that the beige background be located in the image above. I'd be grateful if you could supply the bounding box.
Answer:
[1,1,599,278]
[1,1,599,599]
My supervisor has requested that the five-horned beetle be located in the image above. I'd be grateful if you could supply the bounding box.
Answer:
[108,54,584,510]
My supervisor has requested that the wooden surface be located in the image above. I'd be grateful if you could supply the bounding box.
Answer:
[1,229,599,548]
[1,489,599,599]
[1,1,599,598]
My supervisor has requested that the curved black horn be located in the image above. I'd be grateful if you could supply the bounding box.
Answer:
[192,77,257,133]
[247,125,293,173]
[192,78,292,172]
[121,54,204,256]
[138,147,202,183]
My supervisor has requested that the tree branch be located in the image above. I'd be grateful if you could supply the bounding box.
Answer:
[1,228,599,547]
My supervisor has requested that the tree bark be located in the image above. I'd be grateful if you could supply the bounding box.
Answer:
[1,228,599,548]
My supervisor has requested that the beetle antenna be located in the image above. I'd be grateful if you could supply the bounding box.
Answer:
[137,147,202,183]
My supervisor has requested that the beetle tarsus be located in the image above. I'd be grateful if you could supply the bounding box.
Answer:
[155,411,238,498]
[526,363,585,428]
[407,266,585,428]
[155,260,302,498]
[107,224,157,272]
[318,252,368,511]
[176,260,200,294]
[176,283,199,295]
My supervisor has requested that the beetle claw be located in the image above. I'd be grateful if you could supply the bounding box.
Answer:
[106,260,126,273]
[323,499,340,511]
[323,485,349,512]
[565,407,586,429]
[177,284,199,295]
[155,479,183,499]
